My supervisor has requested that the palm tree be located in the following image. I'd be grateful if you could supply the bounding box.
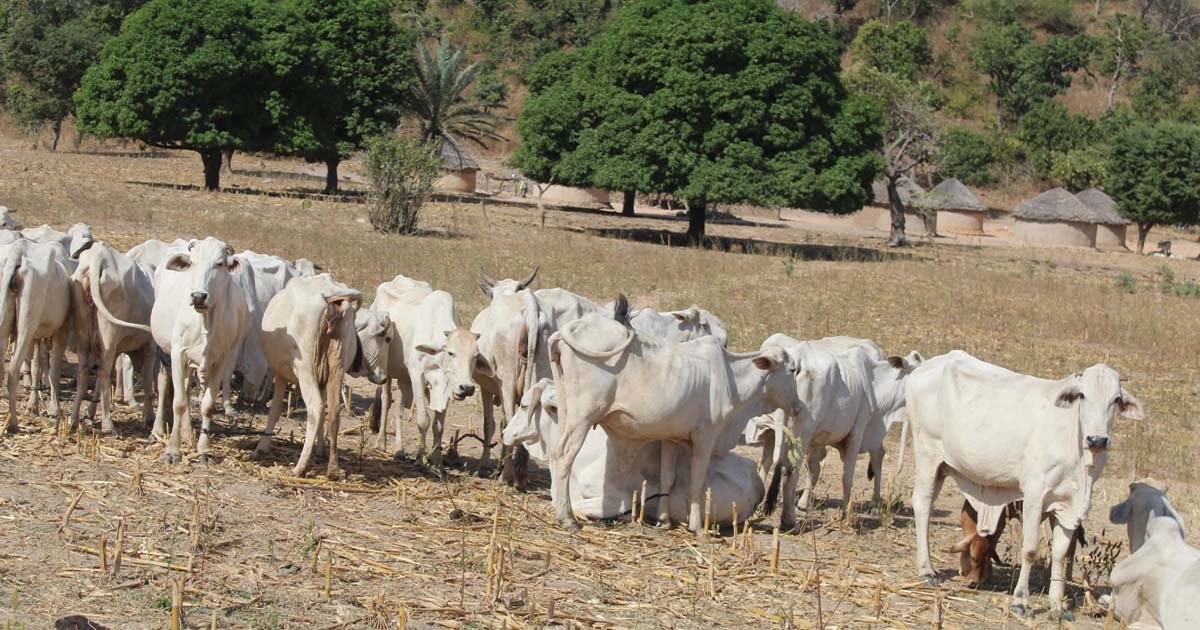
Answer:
[410,35,505,150]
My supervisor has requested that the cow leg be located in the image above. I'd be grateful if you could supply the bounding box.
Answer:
[912,457,945,584]
[410,370,431,466]
[479,391,496,470]
[324,377,343,480]
[1010,496,1045,617]
[657,442,678,526]
[96,346,117,433]
[757,428,776,490]
[686,436,716,535]
[70,348,91,430]
[392,377,414,459]
[840,429,867,521]
[798,445,825,510]
[164,355,189,464]
[292,375,324,477]
[153,366,171,442]
[6,329,37,432]
[868,447,884,506]
[779,457,801,532]
[194,381,218,464]
[114,354,132,405]
[138,348,157,428]
[1046,516,1075,620]
[25,342,41,415]
[252,377,287,459]
[430,409,446,470]
[373,382,389,450]
[549,419,589,531]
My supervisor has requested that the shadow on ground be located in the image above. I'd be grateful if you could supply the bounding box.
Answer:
[577,226,911,262]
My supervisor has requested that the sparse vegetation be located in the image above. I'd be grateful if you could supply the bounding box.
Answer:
[363,134,439,235]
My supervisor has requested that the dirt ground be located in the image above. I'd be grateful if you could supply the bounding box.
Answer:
[1,131,1199,628]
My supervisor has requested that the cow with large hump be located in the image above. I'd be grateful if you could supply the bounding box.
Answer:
[150,237,248,464]
[68,242,157,432]
[503,377,763,525]
[471,266,539,477]
[905,350,1145,619]
[1110,479,1187,554]
[254,274,362,478]
[0,239,73,431]
[1109,515,1200,629]
[20,223,94,258]
[127,238,191,273]
[546,296,805,533]
[369,274,479,467]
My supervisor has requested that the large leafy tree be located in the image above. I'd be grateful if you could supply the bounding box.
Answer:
[971,23,1095,128]
[515,0,884,244]
[264,0,416,193]
[851,19,931,81]
[1107,119,1200,253]
[1,0,145,150]
[76,0,278,190]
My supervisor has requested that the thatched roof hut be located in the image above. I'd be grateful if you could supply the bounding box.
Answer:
[1075,187,1130,249]
[915,178,988,235]
[870,177,924,207]
[1013,187,1098,248]
[434,137,479,193]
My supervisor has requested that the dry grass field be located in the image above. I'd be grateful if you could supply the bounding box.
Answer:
[1,130,1200,629]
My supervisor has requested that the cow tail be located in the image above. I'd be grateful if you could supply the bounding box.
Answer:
[89,259,153,333]
[763,463,783,516]
[519,289,540,404]
[0,252,22,347]
[896,416,909,478]
[548,331,566,430]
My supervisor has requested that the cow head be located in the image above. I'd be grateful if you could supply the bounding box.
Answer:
[420,355,453,414]
[164,237,239,312]
[950,500,1007,588]
[416,327,480,401]
[1055,365,1144,452]
[752,345,805,419]
[669,306,729,344]
[294,258,319,277]
[479,265,538,298]
[502,378,556,461]
[0,207,22,231]
[351,308,392,385]
[67,223,95,258]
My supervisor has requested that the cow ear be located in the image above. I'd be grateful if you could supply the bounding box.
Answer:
[948,535,974,554]
[416,343,441,355]
[906,350,925,366]
[474,355,494,378]
[165,253,191,271]
[227,257,241,273]
[1118,388,1145,421]
[479,283,493,298]
[1055,386,1083,408]
[1109,500,1131,524]
[673,307,701,323]
[752,348,783,371]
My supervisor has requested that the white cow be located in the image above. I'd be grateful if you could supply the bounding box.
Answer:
[127,238,190,273]
[69,242,157,432]
[370,274,479,466]
[905,350,1144,618]
[0,240,73,431]
[1109,516,1200,629]
[1110,480,1187,554]
[547,304,804,532]
[254,274,361,478]
[471,267,539,473]
[600,300,728,346]
[21,223,94,258]
[229,250,306,404]
[150,238,248,464]
[503,378,762,525]
[0,207,23,230]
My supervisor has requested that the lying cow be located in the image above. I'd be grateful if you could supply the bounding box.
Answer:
[547,298,803,532]
[255,274,361,478]
[504,378,761,524]
[0,240,73,431]
[1110,479,1187,554]
[150,238,248,464]
[906,350,1144,618]
[69,242,157,432]
[953,499,1085,588]
[1110,516,1200,629]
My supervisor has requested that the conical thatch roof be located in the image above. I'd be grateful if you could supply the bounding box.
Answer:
[438,137,479,171]
[871,177,925,207]
[1013,187,1099,223]
[915,178,987,212]
[1075,188,1130,225]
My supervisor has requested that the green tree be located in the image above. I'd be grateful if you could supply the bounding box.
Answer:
[1049,147,1107,192]
[1016,100,1099,177]
[938,128,994,186]
[264,0,417,192]
[1099,13,1152,109]
[971,23,1094,128]
[851,19,932,81]
[1,0,144,150]
[75,0,278,190]
[515,0,884,244]
[410,34,505,151]
[1107,120,1200,253]
[1133,66,1185,120]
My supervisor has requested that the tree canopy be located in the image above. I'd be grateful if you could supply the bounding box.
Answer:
[851,19,931,81]
[1107,119,1200,253]
[515,0,884,243]
[971,22,1094,128]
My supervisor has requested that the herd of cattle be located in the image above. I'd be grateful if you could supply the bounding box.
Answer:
[0,209,1194,627]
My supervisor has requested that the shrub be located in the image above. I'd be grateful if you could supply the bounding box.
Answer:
[1049,147,1107,192]
[1115,272,1136,294]
[364,135,441,235]
[938,128,994,186]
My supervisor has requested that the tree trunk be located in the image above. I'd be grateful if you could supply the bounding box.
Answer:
[622,191,635,216]
[50,117,63,152]
[324,158,339,194]
[221,148,234,176]
[200,149,222,191]
[886,177,909,247]
[687,199,706,246]
[1137,222,1153,254]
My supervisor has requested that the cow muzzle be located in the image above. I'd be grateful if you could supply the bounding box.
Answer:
[190,291,209,310]
[454,384,475,400]
[1086,435,1110,450]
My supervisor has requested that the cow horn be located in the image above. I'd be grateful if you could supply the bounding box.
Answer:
[613,294,631,326]
[517,265,539,290]
[479,267,497,288]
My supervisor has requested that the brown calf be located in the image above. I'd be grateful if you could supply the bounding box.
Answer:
[952,500,1086,588]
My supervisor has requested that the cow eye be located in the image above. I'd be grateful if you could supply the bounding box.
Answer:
[383,335,392,343]
[447,350,456,357]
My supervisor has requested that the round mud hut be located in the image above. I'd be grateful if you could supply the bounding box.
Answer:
[539,185,612,208]
[434,138,479,193]
[915,178,988,235]
[1013,188,1098,248]
[856,177,931,236]
[1075,187,1130,250]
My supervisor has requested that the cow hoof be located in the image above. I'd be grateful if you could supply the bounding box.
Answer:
[922,575,940,587]
[560,519,581,533]
[194,454,209,466]
[1049,610,1074,622]
[1010,605,1027,618]
[249,448,268,461]
[780,520,797,533]
[162,452,181,465]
